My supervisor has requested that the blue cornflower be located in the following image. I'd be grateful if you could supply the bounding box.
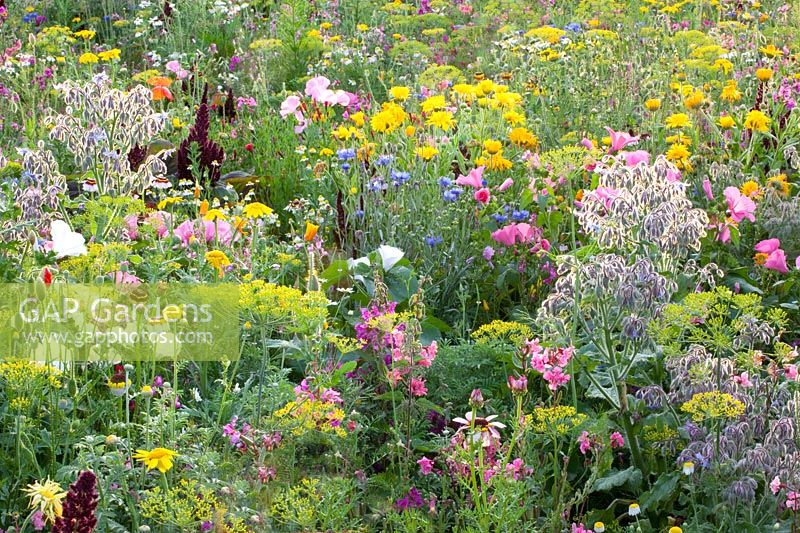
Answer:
[375,154,393,166]
[564,22,582,32]
[391,170,410,186]
[337,148,356,161]
[492,214,509,224]
[443,187,463,202]
[511,209,529,221]
[22,12,38,23]
[425,235,443,247]
[341,163,351,172]
[438,176,452,188]
[367,179,387,192]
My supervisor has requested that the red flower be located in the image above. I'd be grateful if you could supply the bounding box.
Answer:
[42,267,52,286]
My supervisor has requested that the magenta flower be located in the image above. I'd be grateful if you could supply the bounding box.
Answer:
[542,366,571,391]
[417,456,434,475]
[610,431,625,448]
[474,187,491,204]
[755,238,788,273]
[724,186,756,223]
[409,377,428,397]
[733,372,753,388]
[455,166,485,188]
[491,225,517,246]
[604,126,639,153]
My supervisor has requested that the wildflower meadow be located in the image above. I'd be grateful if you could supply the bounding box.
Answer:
[1,0,800,531]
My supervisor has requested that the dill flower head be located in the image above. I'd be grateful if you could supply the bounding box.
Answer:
[526,405,587,434]
[132,447,178,473]
[24,478,67,524]
[471,320,532,347]
[681,391,745,423]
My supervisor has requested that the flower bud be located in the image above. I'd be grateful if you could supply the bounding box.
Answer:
[469,388,484,409]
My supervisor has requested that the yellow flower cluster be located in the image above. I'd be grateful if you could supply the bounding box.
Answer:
[273,399,347,438]
[526,405,587,435]
[239,280,329,333]
[0,360,62,389]
[471,320,533,347]
[140,479,251,532]
[270,478,322,529]
[681,391,745,422]
[642,425,680,443]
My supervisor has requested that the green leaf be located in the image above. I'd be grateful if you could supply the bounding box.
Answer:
[640,472,680,512]
[320,259,350,289]
[592,466,642,493]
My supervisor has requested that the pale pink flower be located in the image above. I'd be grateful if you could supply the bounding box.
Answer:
[785,364,799,381]
[770,476,782,495]
[622,150,650,166]
[605,127,639,153]
[452,412,506,447]
[280,94,303,119]
[724,186,756,223]
[455,166,485,188]
[497,178,514,191]
[733,372,753,388]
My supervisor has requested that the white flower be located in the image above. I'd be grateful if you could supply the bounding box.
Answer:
[628,503,641,517]
[377,245,404,270]
[682,461,695,475]
[50,220,87,258]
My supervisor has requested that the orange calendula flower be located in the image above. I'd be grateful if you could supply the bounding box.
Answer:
[132,447,178,473]
[304,221,320,241]
[151,86,173,101]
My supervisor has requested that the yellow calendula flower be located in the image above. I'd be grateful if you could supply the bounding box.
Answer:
[404,125,416,137]
[349,111,366,127]
[24,479,67,524]
[718,115,735,129]
[205,250,231,275]
[665,113,691,129]
[720,80,741,102]
[426,110,455,130]
[203,208,227,221]
[502,110,525,125]
[508,127,538,149]
[483,139,502,154]
[759,44,782,58]
[740,180,761,198]
[645,98,661,111]
[157,196,182,209]
[666,143,691,170]
[767,174,790,196]
[304,221,319,241]
[98,48,121,61]
[74,29,95,40]
[132,447,179,473]
[389,86,410,101]
[415,145,439,160]
[242,202,273,218]
[756,68,773,82]
[78,52,99,64]
[421,94,446,113]
[356,23,369,31]
[744,109,770,132]
[684,89,705,109]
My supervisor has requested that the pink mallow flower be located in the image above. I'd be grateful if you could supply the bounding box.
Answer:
[622,150,650,167]
[605,127,639,153]
[455,166,485,188]
[724,186,756,223]
[733,372,753,388]
[755,238,788,273]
